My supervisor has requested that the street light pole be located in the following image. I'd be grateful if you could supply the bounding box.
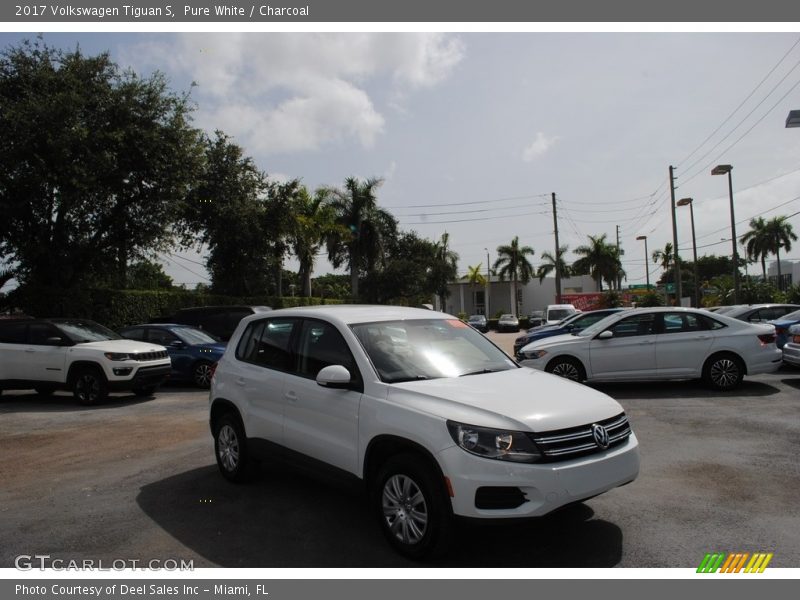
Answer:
[711,165,740,304]
[636,235,649,289]
[677,198,699,307]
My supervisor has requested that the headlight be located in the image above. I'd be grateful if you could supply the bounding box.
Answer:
[104,352,132,361]
[521,349,548,360]
[446,421,542,463]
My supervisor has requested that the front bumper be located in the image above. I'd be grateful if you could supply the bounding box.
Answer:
[107,363,172,391]
[437,433,640,519]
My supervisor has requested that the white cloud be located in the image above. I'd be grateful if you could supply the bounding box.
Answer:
[522,132,560,162]
[127,33,464,156]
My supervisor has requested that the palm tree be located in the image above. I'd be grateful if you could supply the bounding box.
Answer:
[465,263,487,313]
[493,236,535,317]
[764,216,797,290]
[536,245,572,283]
[291,187,339,297]
[572,234,621,292]
[740,217,771,281]
[652,242,674,277]
[432,232,460,310]
[325,177,396,299]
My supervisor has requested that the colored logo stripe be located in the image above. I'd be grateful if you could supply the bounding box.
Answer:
[697,552,773,573]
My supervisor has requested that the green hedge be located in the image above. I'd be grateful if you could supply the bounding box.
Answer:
[8,286,344,331]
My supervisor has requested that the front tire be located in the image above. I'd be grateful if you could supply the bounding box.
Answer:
[703,353,744,391]
[545,356,586,382]
[193,361,214,388]
[374,453,452,560]
[72,368,108,405]
[132,385,158,397]
[213,413,252,483]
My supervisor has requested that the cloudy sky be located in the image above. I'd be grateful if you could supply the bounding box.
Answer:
[4,32,800,288]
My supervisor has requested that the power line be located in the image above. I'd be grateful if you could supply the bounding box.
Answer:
[392,201,541,218]
[399,209,550,226]
[675,35,800,170]
[383,193,549,210]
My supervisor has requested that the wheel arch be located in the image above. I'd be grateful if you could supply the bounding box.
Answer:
[209,398,245,435]
[703,350,748,375]
[66,361,107,385]
[363,435,447,492]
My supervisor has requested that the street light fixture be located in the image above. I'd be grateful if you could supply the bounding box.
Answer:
[635,235,650,289]
[786,110,800,128]
[711,164,740,304]
[677,198,700,307]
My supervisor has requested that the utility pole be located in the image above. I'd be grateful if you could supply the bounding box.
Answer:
[552,192,562,304]
[615,224,622,291]
[669,165,682,306]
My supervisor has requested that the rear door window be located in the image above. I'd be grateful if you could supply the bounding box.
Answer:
[236,318,298,371]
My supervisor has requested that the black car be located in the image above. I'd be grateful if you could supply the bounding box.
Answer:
[528,311,545,328]
[467,314,488,332]
[151,305,271,341]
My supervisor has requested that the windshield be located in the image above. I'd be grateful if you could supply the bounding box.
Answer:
[54,320,121,343]
[172,326,220,345]
[775,309,800,321]
[351,318,517,383]
[548,309,575,321]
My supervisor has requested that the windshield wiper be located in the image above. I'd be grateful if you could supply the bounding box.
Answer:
[460,368,499,377]
[388,375,430,383]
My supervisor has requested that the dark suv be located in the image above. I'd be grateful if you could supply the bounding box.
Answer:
[151,306,271,341]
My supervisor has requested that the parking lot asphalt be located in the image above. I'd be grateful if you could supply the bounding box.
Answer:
[1,330,799,568]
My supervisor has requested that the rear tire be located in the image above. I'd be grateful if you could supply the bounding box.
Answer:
[703,353,744,391]
[213,413,252,483]
[72,367,108,405]
[374,453,452,560]
[545,356,586,382]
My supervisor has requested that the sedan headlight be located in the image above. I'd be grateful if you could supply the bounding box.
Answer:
[104,352,132,361]
[521,349,548,360]
[446,421,542,463]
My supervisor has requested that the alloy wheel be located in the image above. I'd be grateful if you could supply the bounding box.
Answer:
[217,424,240,473]
[382,474,428,545]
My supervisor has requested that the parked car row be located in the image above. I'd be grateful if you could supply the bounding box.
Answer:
[0,306,272,404]
[516,307,783,391]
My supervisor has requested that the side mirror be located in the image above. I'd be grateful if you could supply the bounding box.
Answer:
[316,365,352,389]
[170,340,185,348]
[46,336,64,345]
[597,330,614,340]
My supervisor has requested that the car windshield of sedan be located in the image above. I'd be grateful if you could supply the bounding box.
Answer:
[173,326,220,345]
[54,320,122,343]
[352,319,517,383]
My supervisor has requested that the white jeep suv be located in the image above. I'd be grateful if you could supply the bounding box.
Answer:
[209,305,639,559]
[0,318,171,404]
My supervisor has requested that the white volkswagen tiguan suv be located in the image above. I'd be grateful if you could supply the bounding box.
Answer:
[209,305,639,559]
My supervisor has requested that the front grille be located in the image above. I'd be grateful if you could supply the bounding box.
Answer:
[529,413,632,462]
[131,350,169,362]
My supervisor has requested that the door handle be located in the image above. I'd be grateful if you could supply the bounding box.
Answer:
[24,348,36,353]
[234,378,246,386]
[285,390,298,403]
[637,340,654,345]
[694,335,711,340]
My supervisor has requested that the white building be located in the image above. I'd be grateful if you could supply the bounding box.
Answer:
[766,259,799,290]
[443,274,600,317]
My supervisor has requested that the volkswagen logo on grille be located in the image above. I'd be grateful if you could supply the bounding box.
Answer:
[591,423,610,449]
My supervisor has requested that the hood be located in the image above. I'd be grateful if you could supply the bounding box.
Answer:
[387,367,623,433]
[522,332,584,351]
[196,342,227,354]
[75,339,167,353]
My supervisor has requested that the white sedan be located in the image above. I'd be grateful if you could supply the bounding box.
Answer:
[518,307,782,390]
